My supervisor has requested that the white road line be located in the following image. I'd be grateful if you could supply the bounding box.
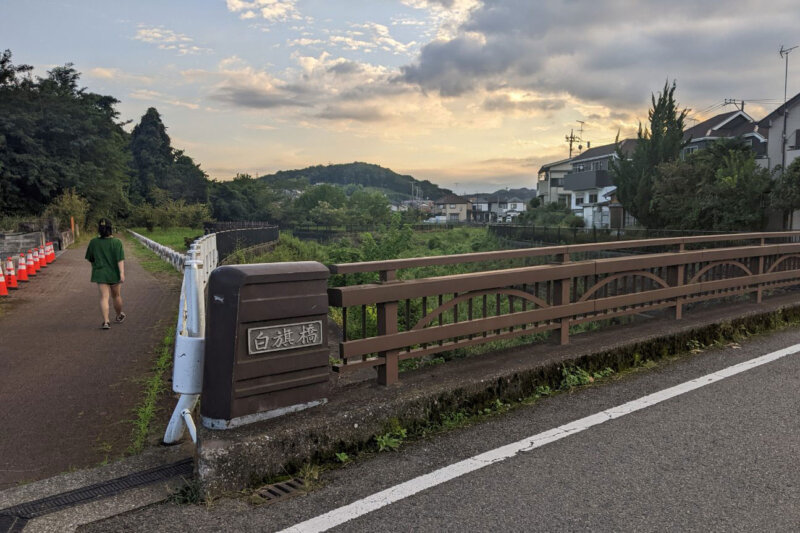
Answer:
[279,343,800,533]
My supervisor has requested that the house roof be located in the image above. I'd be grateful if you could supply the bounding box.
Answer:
[435,193,471,204]
[571,139,638,163]
[537,157,572,174]
[684,110,766,142]
[759,91,800,126]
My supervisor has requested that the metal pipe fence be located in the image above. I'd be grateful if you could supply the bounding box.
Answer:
[128,226,278,443]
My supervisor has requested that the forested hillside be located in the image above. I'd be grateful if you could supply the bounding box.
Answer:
[260,162,451,201]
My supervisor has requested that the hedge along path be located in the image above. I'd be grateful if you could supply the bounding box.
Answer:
[0,237,179,490]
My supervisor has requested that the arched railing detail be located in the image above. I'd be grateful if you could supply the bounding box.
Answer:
[412,288,549,331]
[688,261,753,284]
[579,272,669,302]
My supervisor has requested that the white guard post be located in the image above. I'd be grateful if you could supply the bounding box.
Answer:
[163,245,205,444]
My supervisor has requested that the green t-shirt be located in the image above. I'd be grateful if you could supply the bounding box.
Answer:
[85,237,125,284]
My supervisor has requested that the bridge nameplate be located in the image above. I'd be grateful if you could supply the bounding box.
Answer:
[247,320,323,355]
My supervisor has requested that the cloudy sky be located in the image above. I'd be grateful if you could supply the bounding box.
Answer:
[3,0,800,192]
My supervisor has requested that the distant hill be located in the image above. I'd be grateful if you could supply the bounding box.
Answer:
[259,162,451,201]
[483,188,537,202]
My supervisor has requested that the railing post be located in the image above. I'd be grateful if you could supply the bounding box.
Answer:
[377,269,399,386]
[553,253,571,345]
[669,243,685,320]
[756,237,765,304]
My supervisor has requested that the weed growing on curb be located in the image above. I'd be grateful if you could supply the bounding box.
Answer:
[335,452,351,463]
[128,325,175,455]
[170,478,204,505]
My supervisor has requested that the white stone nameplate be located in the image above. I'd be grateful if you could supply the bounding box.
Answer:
[247,320,323,355]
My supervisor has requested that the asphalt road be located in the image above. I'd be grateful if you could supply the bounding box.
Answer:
[85,324,800,532]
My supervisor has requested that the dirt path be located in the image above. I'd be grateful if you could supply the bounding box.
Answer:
[0,238,179,490]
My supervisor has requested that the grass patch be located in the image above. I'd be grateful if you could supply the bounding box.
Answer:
[128,325,175,455]
[122,232,182,277]
[129,226,203,252]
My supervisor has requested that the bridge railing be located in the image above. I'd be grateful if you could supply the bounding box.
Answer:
[328,232,800,385]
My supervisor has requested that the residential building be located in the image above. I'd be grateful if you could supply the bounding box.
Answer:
[469,195,495,222]
[435,194,472,222]
[536,158,573,206]
[759,91,800,171]
[682,110,767,163]
[759,91,800,228]
[498,197,527,222]
[561,139,637,227]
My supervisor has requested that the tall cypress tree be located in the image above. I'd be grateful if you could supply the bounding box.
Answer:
[612,81,688,227]
[129,107,173,204]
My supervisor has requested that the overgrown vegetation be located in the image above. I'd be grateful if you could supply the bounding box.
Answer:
[127,325,175,455]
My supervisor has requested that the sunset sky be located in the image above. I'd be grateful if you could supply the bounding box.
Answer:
[3,0,800,193]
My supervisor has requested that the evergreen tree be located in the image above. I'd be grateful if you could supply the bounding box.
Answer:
[129,107,173,203]
[612,81,688,227]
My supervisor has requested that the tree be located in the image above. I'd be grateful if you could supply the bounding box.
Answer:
[652,138,771,231]
[0,51,130,218]
[612,81,688,227]
[208,174,283,222]
[129,107,174,203]
[770,158,800,227]
[345,188,391,225]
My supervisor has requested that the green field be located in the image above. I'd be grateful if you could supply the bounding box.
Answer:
[128,227,204,252]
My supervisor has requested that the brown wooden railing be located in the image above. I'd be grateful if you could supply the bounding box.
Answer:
[327,232,800,385]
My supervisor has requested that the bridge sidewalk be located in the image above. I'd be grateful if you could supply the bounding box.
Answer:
[0,237,180,491]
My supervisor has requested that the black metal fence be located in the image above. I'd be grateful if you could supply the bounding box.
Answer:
[215,226,280,261]
[489,224,737,246]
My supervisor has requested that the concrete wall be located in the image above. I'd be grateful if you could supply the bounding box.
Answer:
[0,232,45,258]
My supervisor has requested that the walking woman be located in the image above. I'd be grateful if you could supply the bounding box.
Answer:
[85,218,126,329]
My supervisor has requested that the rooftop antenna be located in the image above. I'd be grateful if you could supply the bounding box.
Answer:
[780,44,798,172]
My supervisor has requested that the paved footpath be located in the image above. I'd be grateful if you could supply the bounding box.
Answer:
[0,238,179,490]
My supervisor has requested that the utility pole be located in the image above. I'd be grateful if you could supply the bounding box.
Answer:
[780,45,797,173]
[724,98,745,111]
[565,121,587,158]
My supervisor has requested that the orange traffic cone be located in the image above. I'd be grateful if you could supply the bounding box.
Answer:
[17,253,28,282]
[33,248,42,271]
[38,245,47,268]
[5,257,17,289]
[26,250,36,276]
[0,270,7,297]
[46,242,55,263]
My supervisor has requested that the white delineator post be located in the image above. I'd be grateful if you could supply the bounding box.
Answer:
[163,245,206,444]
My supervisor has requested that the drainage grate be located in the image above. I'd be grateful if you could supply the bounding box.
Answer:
[252,478,305,504]
[0,458,193,529]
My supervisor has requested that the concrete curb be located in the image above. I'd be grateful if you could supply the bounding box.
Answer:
[196,291,800,496]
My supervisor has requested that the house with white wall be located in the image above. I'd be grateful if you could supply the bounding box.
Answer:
[536,158,573,206]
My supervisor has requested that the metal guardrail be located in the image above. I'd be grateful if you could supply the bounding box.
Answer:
[328,232,800,385]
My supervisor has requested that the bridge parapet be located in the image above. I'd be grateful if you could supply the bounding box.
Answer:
[328,232,800,385]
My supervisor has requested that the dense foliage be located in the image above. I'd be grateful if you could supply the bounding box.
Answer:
[612,81,688,228]
[652,139,772,231]
[0,51,130,223]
